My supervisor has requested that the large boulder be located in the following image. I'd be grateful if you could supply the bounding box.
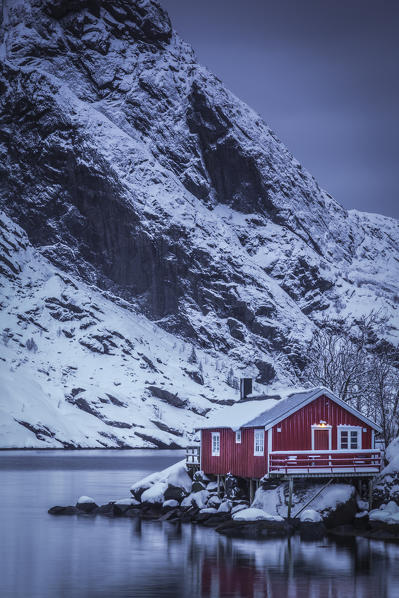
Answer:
[141,482,168,505]
[131,460,192,503]
[319,486,357,528]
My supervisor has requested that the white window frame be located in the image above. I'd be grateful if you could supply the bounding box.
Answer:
[235,430,241,444]
[211,432,220,456]
[337,425,362,451]
[254,429,264,456]
[311,424,332,451]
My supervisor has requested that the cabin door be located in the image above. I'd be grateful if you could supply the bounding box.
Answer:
[313,429,329,450]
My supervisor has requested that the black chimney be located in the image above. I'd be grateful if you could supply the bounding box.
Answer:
[240,378,253,400]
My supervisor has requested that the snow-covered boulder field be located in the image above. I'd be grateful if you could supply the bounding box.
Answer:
[48,457,399,541]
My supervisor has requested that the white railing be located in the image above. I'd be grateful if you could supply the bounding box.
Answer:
[269,450,382,474]
[186,445,200,467]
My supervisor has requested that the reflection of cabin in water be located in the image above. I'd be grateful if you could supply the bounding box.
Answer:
[186,381,382,506]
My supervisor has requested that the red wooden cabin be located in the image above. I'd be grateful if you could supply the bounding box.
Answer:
[197,387,382,480]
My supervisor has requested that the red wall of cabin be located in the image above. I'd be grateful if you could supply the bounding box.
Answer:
[201,394,374,479]
[272,394,372,451]
[201,427,268,479]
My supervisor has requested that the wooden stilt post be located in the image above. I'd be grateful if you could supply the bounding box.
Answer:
[287,477,294,519]
[249,479,254,504]
[217,475,220,498]
[368,478,373,511]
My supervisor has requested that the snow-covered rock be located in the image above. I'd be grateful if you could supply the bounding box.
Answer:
[76,496,98,513]
[369,501,399,525]
[218,500,233,513]
[299,509,323,523]
[207,495,222,508]
[206,482,219,493]
[233,508,283,522]
[0,0,398,448]
[181,490,209,510]
[77,496,96,505]
[373,437,399,507]
[163,499,179,509]
[199,507,218,514]
[140,482,168,505]
[131,460,191,503]
[231,503,248,515]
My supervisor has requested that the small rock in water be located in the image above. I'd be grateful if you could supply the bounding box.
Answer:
[48,505,78,515]
[76,496,98,513]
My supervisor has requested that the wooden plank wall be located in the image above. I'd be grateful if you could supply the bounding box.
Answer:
[272,394,372,451]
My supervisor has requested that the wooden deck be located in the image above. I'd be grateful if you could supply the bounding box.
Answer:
[268,449,382,477]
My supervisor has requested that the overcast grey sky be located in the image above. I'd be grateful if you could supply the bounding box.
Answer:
[162,0,398,220]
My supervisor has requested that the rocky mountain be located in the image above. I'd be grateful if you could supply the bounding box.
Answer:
[0,0,398,448]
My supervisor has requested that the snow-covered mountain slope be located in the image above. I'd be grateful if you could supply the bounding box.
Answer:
[0,0,398,447]
[0,211,251,447]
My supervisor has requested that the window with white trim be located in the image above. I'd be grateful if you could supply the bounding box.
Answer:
[254,429,264,455]
[338,426,362,450]
[212,432,220,456]
[235,430,241,444]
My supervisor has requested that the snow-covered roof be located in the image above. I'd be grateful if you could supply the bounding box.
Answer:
[243,388,325,429]
[199,387,382,432]
[199,398,279,432]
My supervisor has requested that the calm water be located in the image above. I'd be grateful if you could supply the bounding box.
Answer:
[1,450,399,598]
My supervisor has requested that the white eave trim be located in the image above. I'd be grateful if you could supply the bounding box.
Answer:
[262,387,382,433]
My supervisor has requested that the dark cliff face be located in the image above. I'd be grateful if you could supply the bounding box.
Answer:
[0,0,398,385]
